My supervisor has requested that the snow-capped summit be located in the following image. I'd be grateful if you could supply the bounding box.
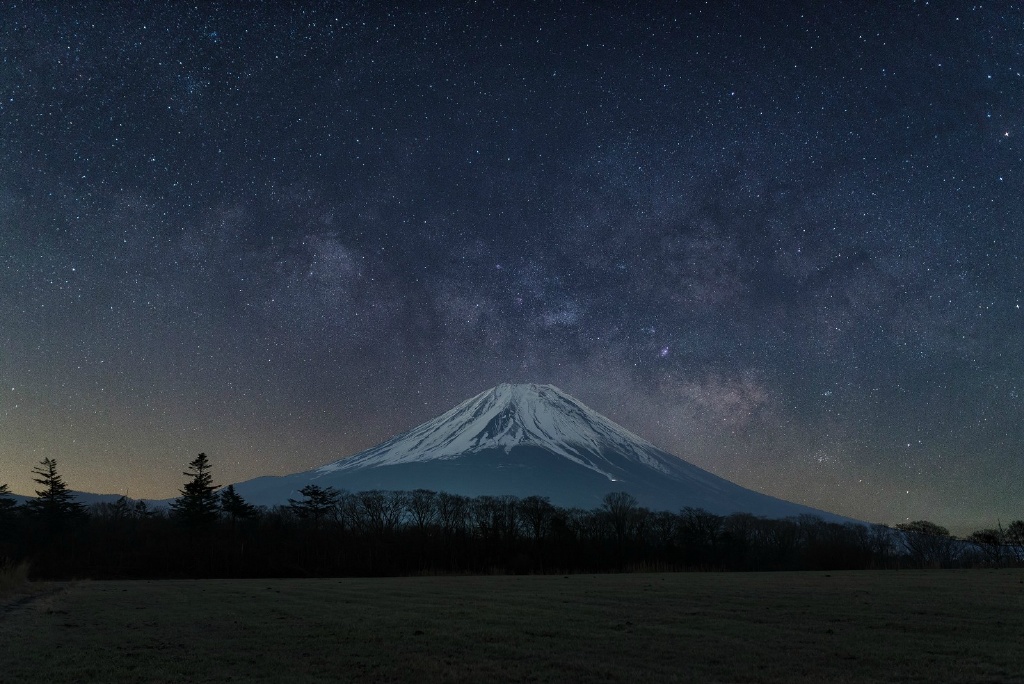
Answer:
[316,383,671,481]
[231,383,853,522]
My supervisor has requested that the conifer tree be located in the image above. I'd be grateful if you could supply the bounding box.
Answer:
[219,484,257,524]
[133,499,155,519]
[0,483,18,524]
[0,483,15,507]
[288,484,340,529]
[111,495,132,521]
[103,495,155,521]
[170,453,220,527]
[24,458,85,527]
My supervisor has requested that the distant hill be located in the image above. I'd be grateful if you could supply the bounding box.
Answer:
[4,491,166,508]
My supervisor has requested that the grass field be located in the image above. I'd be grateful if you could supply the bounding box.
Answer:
[1,571,1022,683]
[0,560,30,596]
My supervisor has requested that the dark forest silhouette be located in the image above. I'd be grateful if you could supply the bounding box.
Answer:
[1,457,1021,580]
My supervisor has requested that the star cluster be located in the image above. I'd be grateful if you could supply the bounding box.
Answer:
[1,2,1022,532]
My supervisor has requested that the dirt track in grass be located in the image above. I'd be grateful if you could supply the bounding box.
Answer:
[1,570,1022,683]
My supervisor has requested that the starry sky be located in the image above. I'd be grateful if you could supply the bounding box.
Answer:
[1,2,1022,533]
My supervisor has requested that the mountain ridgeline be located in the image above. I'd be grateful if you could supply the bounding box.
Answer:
[233,383,850,523]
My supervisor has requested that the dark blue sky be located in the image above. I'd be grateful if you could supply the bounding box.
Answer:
[1,2,1021,532]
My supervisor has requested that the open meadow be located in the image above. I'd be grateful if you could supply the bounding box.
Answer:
[2,570,1022,683]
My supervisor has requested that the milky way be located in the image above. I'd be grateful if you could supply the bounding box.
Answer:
[1,3,1022,532]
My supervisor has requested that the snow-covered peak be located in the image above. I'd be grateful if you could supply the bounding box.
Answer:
[317,383,674,478]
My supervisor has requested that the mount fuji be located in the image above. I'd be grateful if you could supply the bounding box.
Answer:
[231,383,849,522]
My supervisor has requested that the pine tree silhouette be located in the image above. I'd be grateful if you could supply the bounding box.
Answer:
[288,484,340,530]
[170,453,220,527]
[219,484,257,524]
[24,458,86,528]
[0,483,18,525]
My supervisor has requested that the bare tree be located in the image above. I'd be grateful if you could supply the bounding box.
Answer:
[602,492,640,548]
[406,489,438,534]
[470,495,502,541]
[648,511,678,552]
[967,528,1006,566]
[520,495,555,543]
[497,495,522,543]
[679,507,724,556]
[1005,520,1024,564]
[896,520,958,568]
[436,492,469,541]
[353,490,406,537]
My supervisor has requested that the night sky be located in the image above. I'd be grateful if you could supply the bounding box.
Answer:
[2,2,1022,533]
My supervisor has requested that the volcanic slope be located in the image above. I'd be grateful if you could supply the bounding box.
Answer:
[232,383,849,521]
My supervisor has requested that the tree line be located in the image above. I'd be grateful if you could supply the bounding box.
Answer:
[1,455,1022,579]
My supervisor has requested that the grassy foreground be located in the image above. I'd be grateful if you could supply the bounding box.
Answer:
[1,571,1022,683]
[0,559,30,596]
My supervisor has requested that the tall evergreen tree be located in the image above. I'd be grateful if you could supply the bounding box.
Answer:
[220,485,257,523]
[0,483,18,528]
[111,495,132,521]
[288,484,340,529]
[132,499,156,519]
[24,458,85,527]
[170,453,220,527]
[0,483,16,509]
